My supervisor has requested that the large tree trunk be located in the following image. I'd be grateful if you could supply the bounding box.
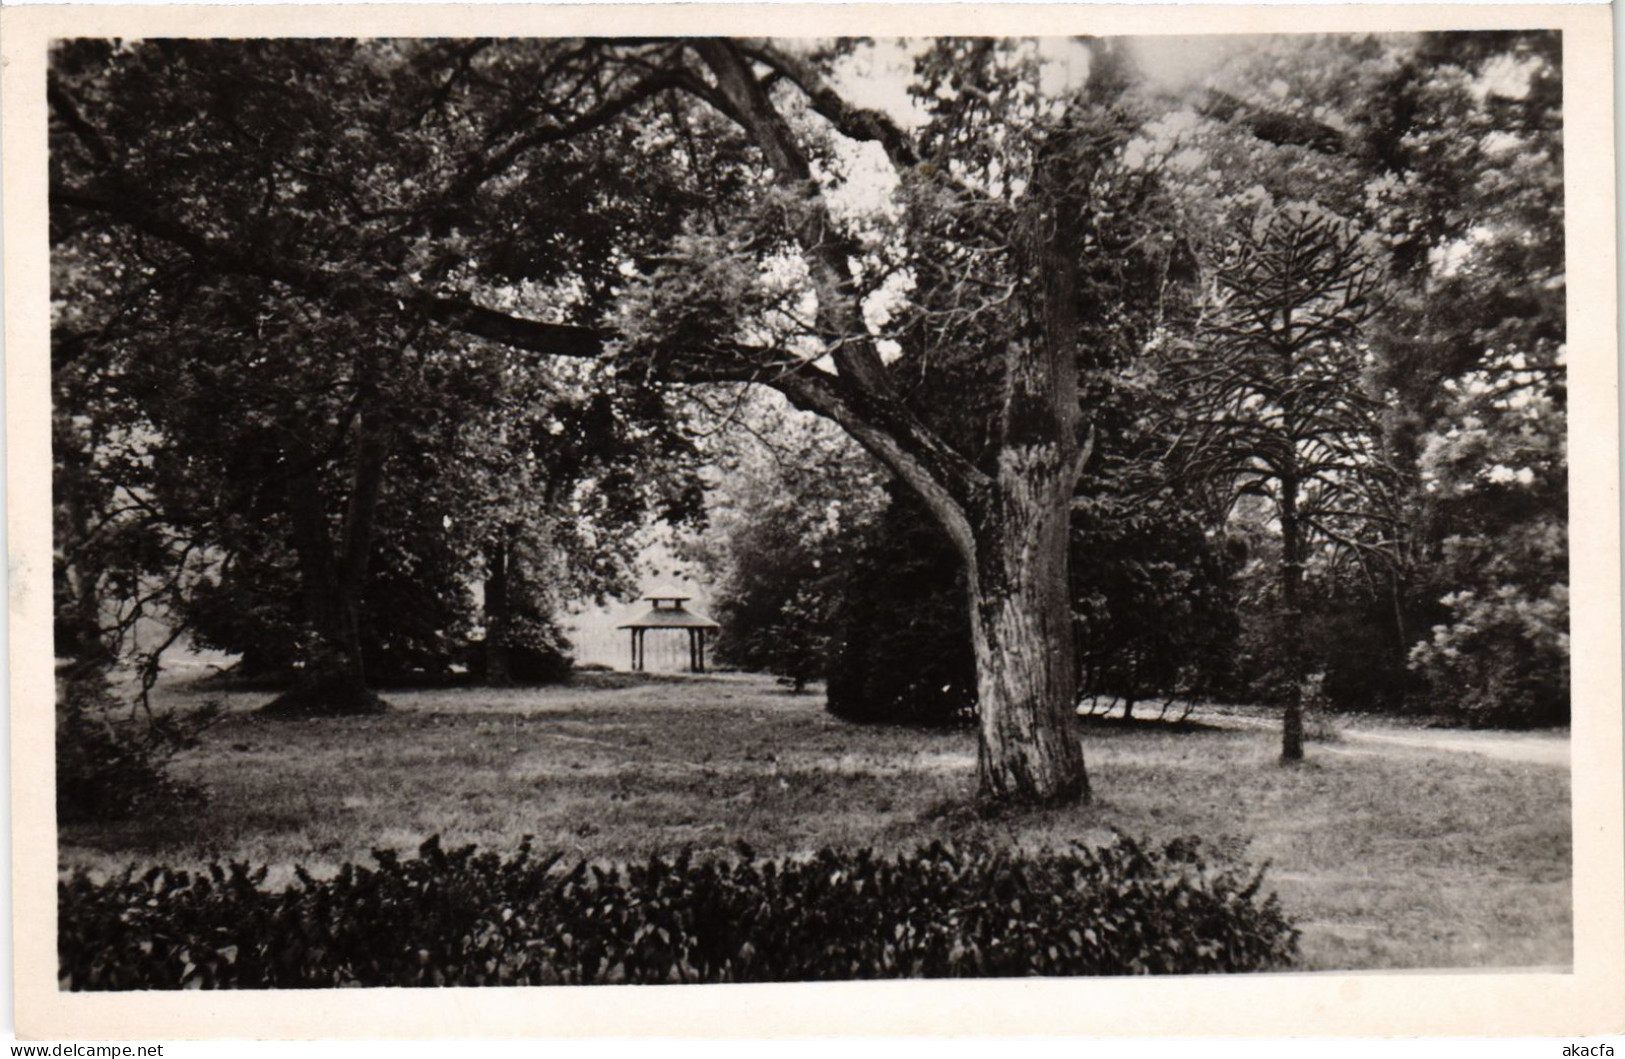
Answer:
[262,408,391,718]
[968,473,1090,803]
[967,155,1094,802]
[697,40,1092,805]
[955,125,1093,804]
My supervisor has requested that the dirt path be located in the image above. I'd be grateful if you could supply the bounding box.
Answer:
[1199,711,1569,767]
[1333,727,1569,766]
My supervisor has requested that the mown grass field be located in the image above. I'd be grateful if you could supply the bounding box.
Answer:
[61,671,1572,973]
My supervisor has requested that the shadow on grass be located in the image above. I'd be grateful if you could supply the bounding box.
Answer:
[188,662,732,697]
[1075,712,1222,734]
[565,670,729,691]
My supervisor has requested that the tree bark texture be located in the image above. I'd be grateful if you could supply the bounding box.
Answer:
[968,464,1090,803]
[946,124,1099,803]
[958,131,1095,802]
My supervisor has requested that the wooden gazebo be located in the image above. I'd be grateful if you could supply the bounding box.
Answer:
[617,589,720,673]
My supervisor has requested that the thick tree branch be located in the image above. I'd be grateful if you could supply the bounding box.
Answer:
[1200,90,1346,154]
[54,180,603,358]
[55,175,991,544]
[767,370,981,561]
[733,40,923,170]
[47,75,115,168]
[416,296,603,358]
[690,40,894,399]
[439,65,691,207]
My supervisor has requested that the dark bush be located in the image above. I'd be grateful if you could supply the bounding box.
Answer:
[56,671,219,825]
[459,611,575,687]
[1071,503,1242,718]
[493,611,576,685]
[825,492,976,726]
[503,619,576,685]
[60,833,1297,988]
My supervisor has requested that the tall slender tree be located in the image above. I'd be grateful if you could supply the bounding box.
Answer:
[1166,206,1394,759]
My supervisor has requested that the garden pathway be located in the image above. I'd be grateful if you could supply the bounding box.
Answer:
[1197,710,1569,767]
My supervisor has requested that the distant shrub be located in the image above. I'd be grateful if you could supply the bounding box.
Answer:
[825,494,976,727]
[1408,580,1569,728]
[501,612,575,684]
[56,670,219,825]
[465,612,575,686]
[59,833,1297,989]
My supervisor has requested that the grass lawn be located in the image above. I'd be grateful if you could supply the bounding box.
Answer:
[61,671,1572,973]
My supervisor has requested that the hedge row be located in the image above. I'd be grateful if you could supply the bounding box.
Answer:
[60,833,1298,988]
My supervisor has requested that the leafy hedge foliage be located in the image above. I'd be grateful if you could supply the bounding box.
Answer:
[60,834,1297,988]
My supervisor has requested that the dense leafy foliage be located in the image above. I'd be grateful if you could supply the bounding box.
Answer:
[1185,32,1568,726]
[1072,502,1242,716]
[51,40,707,710]
[60,833,1297,988]
[691,401,883,692]
[825,491,978,726]
[700,33,1566,733]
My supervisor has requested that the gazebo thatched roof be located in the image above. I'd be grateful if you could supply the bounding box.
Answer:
[618,607,719,630]
[617,590,719,630]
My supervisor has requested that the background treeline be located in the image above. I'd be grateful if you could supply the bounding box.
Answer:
[698,32,1566,730]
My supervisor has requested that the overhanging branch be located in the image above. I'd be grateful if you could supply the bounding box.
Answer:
[734,40,923,171]
[55,173,989,549]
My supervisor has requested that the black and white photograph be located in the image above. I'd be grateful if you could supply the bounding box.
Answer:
[6,1,1621,1041]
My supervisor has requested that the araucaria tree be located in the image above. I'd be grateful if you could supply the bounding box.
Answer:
[1167,206,1393,760]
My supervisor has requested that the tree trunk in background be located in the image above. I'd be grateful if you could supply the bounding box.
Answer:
[484,532,513,687]
[262,409,391,717]
[1279,472,1305,762]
